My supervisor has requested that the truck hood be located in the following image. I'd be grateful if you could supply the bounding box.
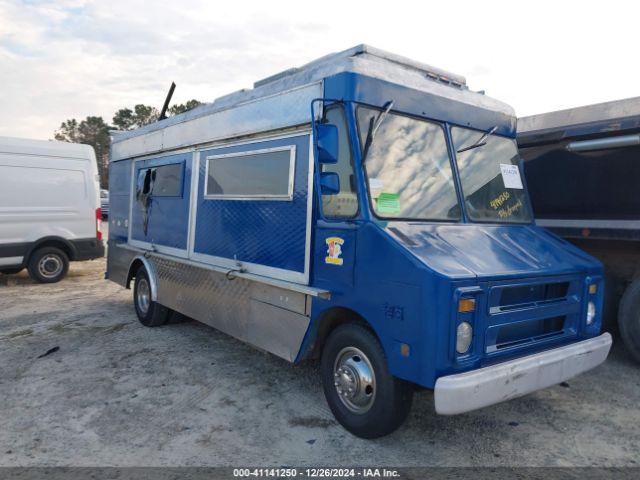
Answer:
[384,222,600,280]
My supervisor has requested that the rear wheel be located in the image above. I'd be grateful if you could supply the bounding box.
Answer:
[618,279,640,363]
[27,247,69,283]
[321,323,413,438]
[133,266,169,327]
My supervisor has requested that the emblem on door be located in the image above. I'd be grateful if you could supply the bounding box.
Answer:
[325,237,344,266]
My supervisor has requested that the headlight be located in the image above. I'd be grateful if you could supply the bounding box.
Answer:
[456,322,473,354]
[586,301,596,325]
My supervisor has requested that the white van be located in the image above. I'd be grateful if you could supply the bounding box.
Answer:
[0,136,105,283]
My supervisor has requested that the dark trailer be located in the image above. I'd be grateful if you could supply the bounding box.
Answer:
[518,97,640,362]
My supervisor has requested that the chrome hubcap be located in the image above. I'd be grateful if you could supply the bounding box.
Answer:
[333,347,376,414]
[137,278,150,315]
[38,254,62,278]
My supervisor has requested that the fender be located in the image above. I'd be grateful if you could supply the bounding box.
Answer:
[127,255,159,302]
[23,236,78,265]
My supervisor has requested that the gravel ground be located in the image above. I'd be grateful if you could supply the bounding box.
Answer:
[0,257,639,467]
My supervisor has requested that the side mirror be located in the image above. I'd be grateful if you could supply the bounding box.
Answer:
[320,171,340,195]
[316,123,339,164]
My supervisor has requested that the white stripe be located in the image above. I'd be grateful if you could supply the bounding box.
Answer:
[0,256,23,267]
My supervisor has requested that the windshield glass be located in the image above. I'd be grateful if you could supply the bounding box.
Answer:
[357,106,460,221]
[452,126,533,223]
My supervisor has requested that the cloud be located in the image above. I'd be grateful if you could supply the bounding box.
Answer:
[0,0,343,138]
[0,0,638,139]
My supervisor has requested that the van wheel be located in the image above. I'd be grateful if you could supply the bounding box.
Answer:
[27,247,69,283]
[133,266,169,327]
[321,324,413,438]
[618,279,640,363]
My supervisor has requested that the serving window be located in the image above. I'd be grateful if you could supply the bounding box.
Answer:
[204,146,295,200]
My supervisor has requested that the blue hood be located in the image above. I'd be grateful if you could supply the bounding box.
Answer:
[385,223,601,280]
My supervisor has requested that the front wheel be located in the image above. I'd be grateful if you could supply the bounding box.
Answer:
[321,324,413,438]
[133,266,169,327]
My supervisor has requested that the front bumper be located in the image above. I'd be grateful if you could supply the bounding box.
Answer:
[434,332,612,415]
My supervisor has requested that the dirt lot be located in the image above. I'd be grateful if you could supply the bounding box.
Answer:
[1,257,639,467]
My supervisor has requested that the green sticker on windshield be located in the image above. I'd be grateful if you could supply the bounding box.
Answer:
[376,192,401,214]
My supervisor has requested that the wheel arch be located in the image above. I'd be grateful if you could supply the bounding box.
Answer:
[300,305,381,360]
[126,255,158,301]
[26,236,76,263]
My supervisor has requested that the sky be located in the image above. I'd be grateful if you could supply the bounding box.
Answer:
[0,0,638,140]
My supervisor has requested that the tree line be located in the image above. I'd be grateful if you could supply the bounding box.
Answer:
[54,100,202,188]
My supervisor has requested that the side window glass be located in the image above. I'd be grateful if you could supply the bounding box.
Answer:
[205,148,293,199]
[152,163,183,197]
[136,163,183,200]
[321,106,358,218]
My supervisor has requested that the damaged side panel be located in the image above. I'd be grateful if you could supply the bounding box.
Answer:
[129,152,192,253]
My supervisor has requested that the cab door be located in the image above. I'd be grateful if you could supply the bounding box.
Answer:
[313,104,360,290]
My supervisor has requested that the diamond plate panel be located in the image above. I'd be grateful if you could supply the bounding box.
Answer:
[150,255,311,362]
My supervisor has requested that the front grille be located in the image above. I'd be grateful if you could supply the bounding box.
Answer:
[491,281,569,313]
[494,316,565,350]
[485,277,580,355]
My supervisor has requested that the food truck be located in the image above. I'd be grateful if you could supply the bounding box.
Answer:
[106,45,611,438]
[519,97,640,364]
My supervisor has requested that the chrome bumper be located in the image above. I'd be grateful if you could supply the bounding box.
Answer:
[434,332,612,415]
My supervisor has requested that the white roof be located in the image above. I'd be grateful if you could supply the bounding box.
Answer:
[206,44,511,115]
[112,45,514,160]
[254,44,467,89]
[0,135,95,160]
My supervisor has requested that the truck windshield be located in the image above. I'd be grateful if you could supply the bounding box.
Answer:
[452,126,533,223]
[357,106,460,221]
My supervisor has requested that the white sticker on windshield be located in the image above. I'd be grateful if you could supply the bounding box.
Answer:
[369,178,384,190]
[500,164,523,189]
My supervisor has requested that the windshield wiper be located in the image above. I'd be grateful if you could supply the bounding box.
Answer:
[362,100,394,161]
[456,125,498,153]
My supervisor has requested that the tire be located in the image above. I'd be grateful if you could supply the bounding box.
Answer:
[27,247,69,283]
[133,266,169,327]
[0,267,23,275]
[321,323,413,438]
[602,273,621,333]
[618,279,640,363]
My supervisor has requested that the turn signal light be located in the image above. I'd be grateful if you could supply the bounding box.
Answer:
[588,284,597,295]
[458,298,476,313]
